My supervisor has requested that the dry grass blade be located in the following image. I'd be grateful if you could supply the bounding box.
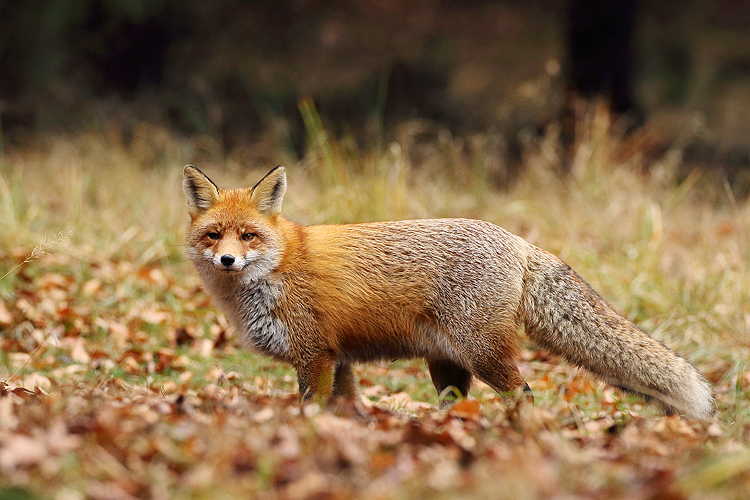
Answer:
[0,230,71,281]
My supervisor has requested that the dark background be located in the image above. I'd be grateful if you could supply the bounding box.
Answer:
[2,0,750,175]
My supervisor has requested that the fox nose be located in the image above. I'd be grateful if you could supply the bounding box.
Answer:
[220,254,235,267]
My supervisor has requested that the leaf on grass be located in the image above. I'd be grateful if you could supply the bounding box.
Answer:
[81,278,102,297]
[0,421,80,472]
[119,356,140,375]
[402,421,454,447]
[378,392,432,413]
[63,337,91,364]
[284,471,334,500]
[86,481,140,500]
[21,374,51,393]
[252,407,275,424]
[448,399,482,420]
[0,382,38,400]
[136,307,169,325]
[361,384,389,398]
[0,435,48,471]
[171,326,195,347]
[0,302,13,326]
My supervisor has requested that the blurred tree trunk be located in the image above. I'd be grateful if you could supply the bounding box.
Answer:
[562,0,642,154]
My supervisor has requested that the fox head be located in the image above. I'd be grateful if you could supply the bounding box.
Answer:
[183,165,287,281]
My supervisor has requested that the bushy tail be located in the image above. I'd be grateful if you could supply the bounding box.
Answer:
[521,247,714,418]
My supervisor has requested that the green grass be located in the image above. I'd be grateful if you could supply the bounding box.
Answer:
[1,105,750,499]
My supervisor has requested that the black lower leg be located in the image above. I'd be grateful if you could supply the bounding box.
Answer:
[332,361,356,398]
[428,359,472,408]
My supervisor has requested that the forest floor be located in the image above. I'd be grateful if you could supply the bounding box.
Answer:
[1,109,749,499]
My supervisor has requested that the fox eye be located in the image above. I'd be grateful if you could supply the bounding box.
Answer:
[241,233,257,242]
[206,232,220,240]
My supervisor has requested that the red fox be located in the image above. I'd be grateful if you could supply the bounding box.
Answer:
[183,164,714,418]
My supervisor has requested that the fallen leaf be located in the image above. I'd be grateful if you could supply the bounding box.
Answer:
[0,434,48,470]
[0,302,13,326]
[448,399,482,420]
[22,373,52,392]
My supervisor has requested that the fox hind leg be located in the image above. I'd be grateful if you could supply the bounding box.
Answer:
[471,358,533,405]
[327,359,368,417]
[428,359,472,410]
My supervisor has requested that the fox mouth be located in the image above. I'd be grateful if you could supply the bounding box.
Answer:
[210,263,242,274]
[218,267,241,274]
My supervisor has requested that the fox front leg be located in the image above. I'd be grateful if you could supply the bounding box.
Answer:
[332,360,356,398]
[296,353,336,404]
[471,358,534,406]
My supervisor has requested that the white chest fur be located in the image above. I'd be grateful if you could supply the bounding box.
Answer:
[203,273,290,359]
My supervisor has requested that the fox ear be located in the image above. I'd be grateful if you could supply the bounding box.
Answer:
[183,165,220,218]
[250,166,286,216]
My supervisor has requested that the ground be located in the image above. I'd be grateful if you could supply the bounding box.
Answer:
[1,107,749,499]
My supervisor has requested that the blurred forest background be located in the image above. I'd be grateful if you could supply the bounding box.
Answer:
[2,0,750,189]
